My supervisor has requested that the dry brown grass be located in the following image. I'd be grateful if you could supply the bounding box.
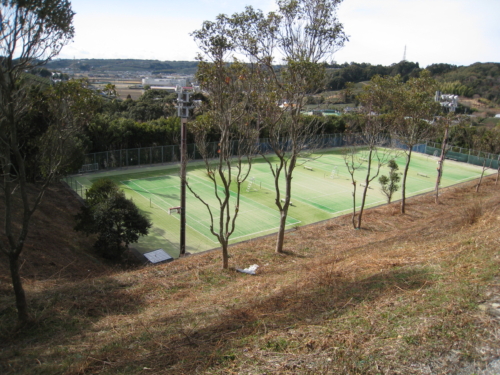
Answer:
[1,177,500,374]
[460,199,484,225]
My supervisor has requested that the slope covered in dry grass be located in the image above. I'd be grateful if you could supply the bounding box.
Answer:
[1,176,500,374]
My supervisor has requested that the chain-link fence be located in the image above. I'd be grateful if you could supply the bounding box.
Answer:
[61,175,86,198]
[425,142,500,170]
[77,134,348,173]
[74,135,498,174]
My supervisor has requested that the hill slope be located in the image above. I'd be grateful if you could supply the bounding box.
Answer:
[1,176,500,374]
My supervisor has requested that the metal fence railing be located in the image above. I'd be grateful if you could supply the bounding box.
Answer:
[425,142,500,170]
[77,134,348,173]
[74,135,499,175]
[62,175,86,198]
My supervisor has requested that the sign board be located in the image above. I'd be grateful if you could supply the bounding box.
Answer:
[143,249,174,264]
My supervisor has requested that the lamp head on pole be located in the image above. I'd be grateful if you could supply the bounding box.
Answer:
[176,87,194,119]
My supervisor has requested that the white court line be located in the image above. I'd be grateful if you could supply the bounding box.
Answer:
[125,179,219,244]
[185,173,301,232]
[187,173,301,220]
[229,220,302,241]
[122,180,173,216]
[121,174,176,183]
[243,170,353,214]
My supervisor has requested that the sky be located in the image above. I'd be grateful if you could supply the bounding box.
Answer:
[58,0,500,68]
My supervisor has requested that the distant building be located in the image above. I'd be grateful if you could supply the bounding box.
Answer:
[343,106,357,113]
[142,76,192,87]
[302,109,341,116]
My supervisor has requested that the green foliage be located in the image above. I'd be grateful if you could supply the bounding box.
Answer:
[85,92,181,152]
[327,61,421,90]
[448,125,500,154]
[40,80,100,175]
[85,178,119,205]
[439,81,474,97]
[74,179,151,261]
[434,63,500,104]
[13,79,97,182]
[0,0,76,325]
[426,63,458,76]
[102,83,117,97]
[329,62,500,103]
[379,159,401,203]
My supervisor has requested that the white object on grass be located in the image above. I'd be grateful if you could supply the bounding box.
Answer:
[237,264,259,275]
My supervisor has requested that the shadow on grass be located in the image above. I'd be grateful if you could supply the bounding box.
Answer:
[0,277,146,349]
[86,266,434,373]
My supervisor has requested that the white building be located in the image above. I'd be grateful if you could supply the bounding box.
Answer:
[141,76,192,87]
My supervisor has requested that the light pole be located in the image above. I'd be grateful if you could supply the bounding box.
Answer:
[176,86,194,256]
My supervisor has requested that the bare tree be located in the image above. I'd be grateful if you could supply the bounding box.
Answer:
[342,144,362,229]
[434,114,470,203]
[472,140,494,194]
[352,88,395,228]
[489,129,500,186]
[0,0,75,326]
[228,0,347,253]
[190,19,261,269]
[386,72,439,213]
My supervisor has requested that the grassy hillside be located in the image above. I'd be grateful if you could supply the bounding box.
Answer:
[1,176,500,374]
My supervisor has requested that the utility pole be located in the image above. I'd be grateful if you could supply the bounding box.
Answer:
[176,86,194,256]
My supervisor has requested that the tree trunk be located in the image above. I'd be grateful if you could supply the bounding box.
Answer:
[357,149,374,229]
[351,183,357,229]
[400,150,412,214]
[9,253,30,325]
[275,163,293,254]
[275,210,288,253]
[357,184,369,229]
[476,159,487,193]
[221,241,229,269]
[435,125,449,204]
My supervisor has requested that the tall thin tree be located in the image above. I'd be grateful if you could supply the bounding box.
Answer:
[190,17,261,269]
[229,0,347,253]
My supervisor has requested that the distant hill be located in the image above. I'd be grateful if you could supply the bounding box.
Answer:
[45,59,499,107]
[327,61,500,105]
[46,59,199,75]
[433,62,500,104]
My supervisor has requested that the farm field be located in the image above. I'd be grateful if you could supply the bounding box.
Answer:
[88,77,144,100]
[69,148,495,258]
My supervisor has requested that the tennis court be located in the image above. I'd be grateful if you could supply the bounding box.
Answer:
[69,148,495,258]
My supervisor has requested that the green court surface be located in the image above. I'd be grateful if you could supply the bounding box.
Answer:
[69,148,495,258]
